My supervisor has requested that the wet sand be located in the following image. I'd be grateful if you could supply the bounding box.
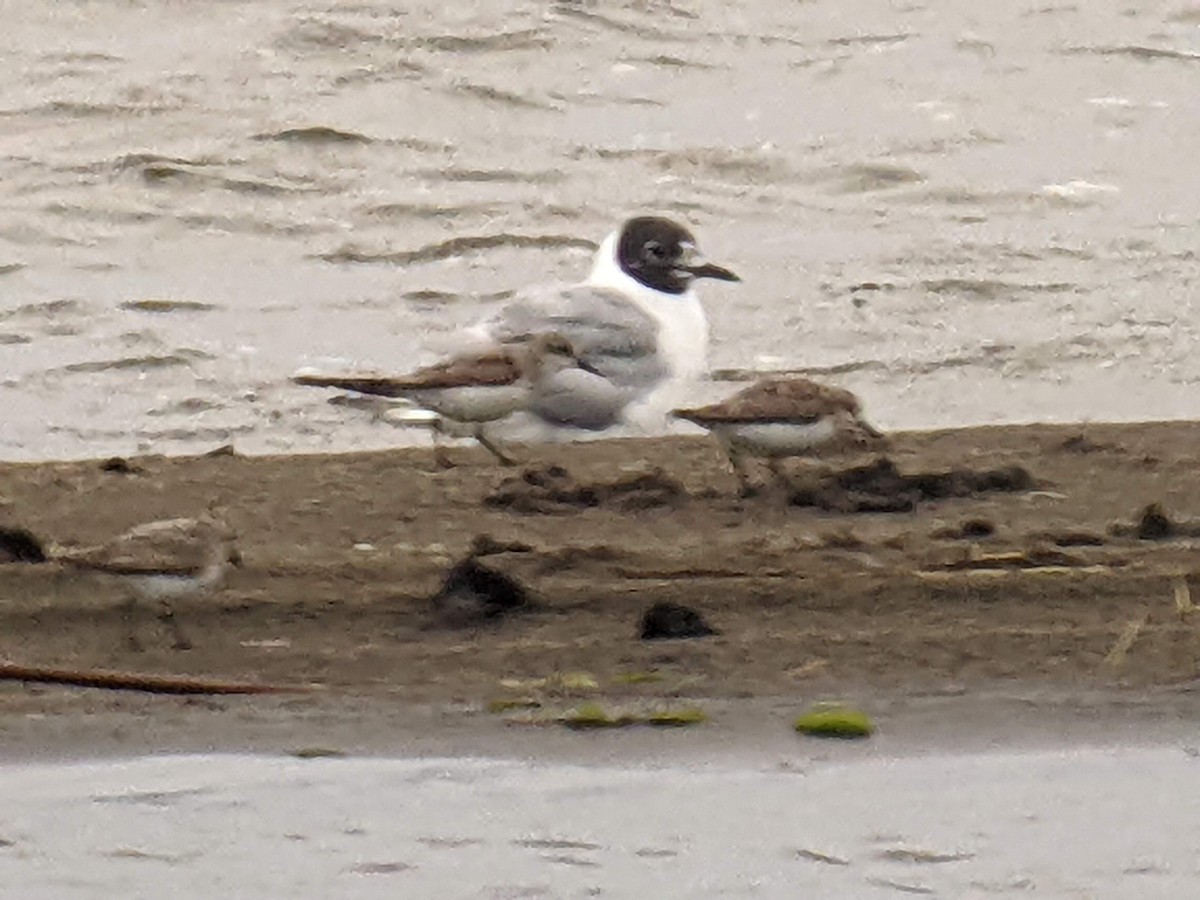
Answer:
[2,420,1200,758]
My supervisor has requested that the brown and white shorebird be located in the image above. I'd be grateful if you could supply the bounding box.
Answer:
[293,332,608,467]
[672,377,887,496]
[53,516,241,651]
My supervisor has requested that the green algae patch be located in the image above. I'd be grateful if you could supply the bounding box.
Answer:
[489,671,599,714]
[486,696,543,713]
[498,671,599,694]
[560,702,635,729]
[793,705,874,739]
[611,670,664,685]
[644,706,708,727]
[557,671,601,692]
[509,703,709,729]
[560,703,708,729]
[487,670,705,728]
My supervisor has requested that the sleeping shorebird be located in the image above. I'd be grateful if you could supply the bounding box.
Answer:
[53,517,240,651]
[672,377,887,496]
[294,332,596,467]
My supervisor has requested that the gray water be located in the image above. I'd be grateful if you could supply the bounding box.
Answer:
[2,746,1197,898]
[2,1,1199,460]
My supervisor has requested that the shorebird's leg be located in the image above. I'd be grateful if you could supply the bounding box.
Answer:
[727,448,757,498]
[367,398,390,423]
[475,425,519,467]
[157,600,193,651]
[767,457,791,492]
[431,419,456,470]
[788,458,828,494]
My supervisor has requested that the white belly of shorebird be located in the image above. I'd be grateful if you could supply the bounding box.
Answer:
[406,385,527,423]
[127,574,206,602]
[715,418,839,457]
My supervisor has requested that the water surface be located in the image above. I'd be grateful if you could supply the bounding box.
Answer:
[1,746,1195,898]
[2,1,1199,460]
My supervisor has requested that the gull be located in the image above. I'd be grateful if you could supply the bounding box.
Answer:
[53,516,241,651]
[673,377,887,496]
[294,333,602,466]
[470,215,739,442]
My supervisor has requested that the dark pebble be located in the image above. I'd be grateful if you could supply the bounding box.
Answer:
[640,602,717,640]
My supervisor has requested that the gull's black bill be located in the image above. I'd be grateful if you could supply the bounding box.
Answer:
[684,261,740,282]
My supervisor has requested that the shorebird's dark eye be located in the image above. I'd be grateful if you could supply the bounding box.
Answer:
[645,241,669,261]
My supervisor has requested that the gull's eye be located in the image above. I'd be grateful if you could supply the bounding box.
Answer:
[644,241,670,261]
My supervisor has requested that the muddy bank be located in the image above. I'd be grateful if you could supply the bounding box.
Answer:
[1,420,1199,753]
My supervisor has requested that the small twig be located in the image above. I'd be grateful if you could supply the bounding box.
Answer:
[1102,614,1148,670]
[1173,575,1196,618]
[0,662,312,695]
[613,567,790,579]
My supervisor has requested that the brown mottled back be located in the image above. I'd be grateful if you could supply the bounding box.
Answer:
[55,517,232,577]
[294,349,523,397]
[674,377,864,425]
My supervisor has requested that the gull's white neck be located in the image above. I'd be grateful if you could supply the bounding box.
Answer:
[587,231,710,385]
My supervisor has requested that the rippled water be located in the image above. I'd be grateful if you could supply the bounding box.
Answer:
[2,1,1199,460]
[2,747,1197,898]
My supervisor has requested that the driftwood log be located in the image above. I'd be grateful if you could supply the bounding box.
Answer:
[0,662,312,695]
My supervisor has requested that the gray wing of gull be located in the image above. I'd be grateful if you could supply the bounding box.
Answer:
[484,284,669,394]
[528,367,627,431]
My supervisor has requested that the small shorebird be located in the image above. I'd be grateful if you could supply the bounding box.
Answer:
[471,215,740,439]
[53,516,240,651]
[673,377,887,496]
[294,332,599,466]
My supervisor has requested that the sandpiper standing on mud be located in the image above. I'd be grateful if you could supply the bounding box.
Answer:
[53,516,241,651]
[673,377,887,496]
